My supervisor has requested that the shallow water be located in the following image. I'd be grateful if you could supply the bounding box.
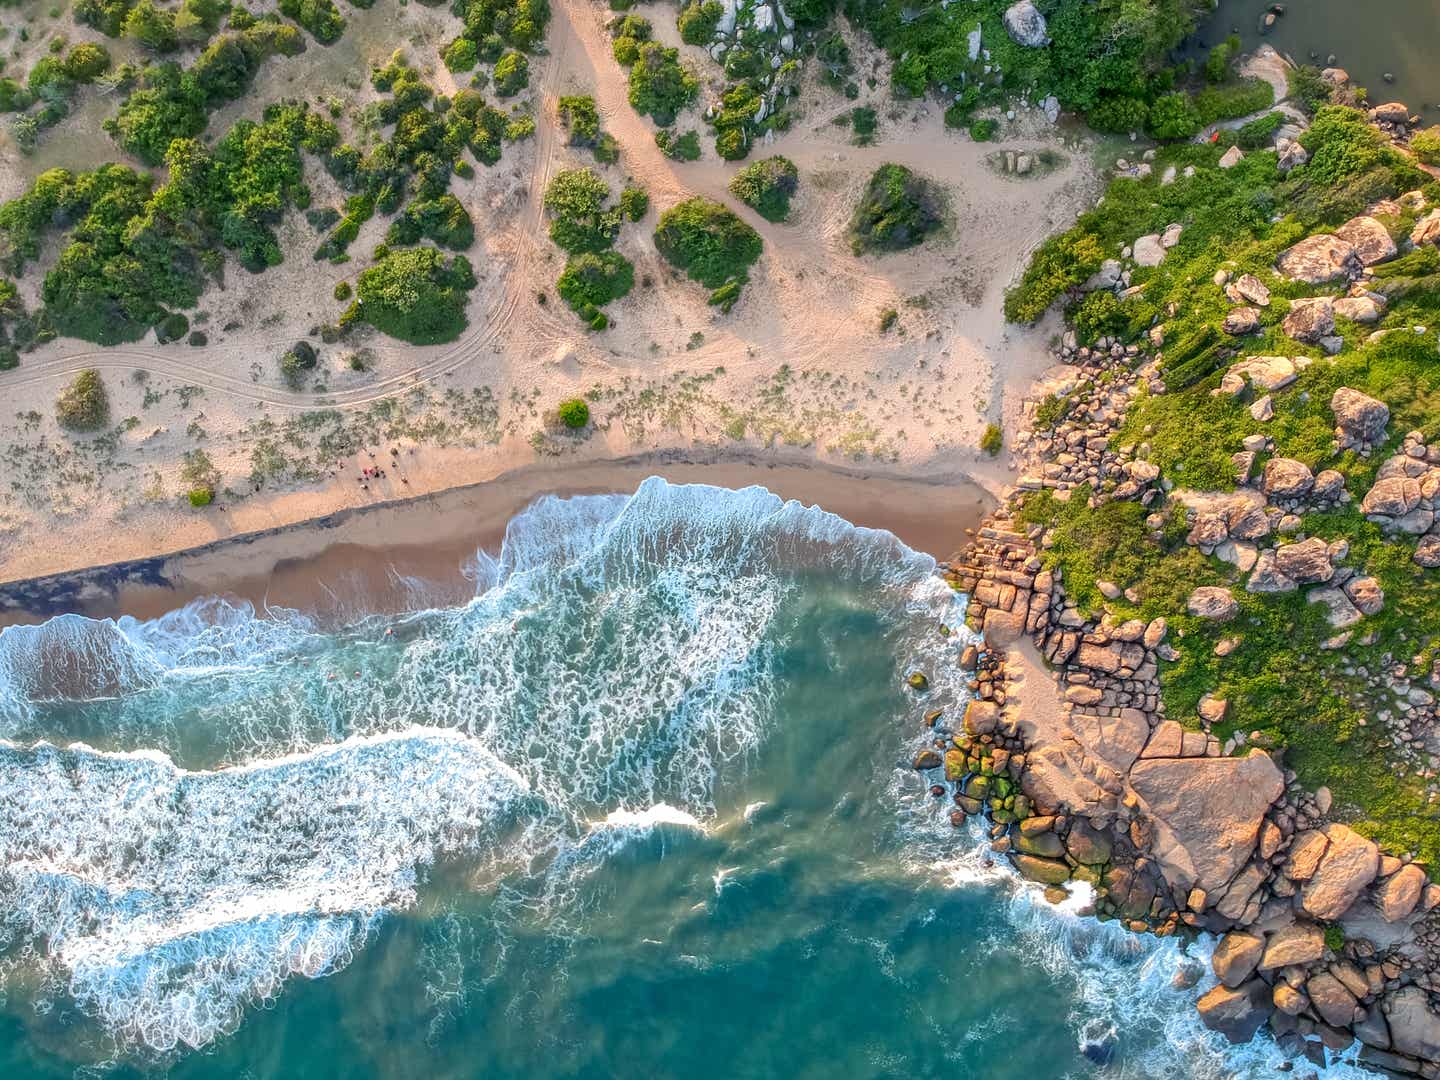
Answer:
[1201,0,1440,112]
[0,479,1383,1077]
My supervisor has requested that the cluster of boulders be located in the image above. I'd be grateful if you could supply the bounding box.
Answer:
[694,0,799,132]
[1361,430,1440,569]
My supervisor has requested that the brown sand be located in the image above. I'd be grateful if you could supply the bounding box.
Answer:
[0,451,991,627]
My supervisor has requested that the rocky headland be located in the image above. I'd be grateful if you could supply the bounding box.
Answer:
[914,76,1440,1078]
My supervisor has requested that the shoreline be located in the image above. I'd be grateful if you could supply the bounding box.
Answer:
[0,449,992,627]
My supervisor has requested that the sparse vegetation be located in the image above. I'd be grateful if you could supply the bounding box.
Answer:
[849,163,943,255]
[56,369,110,431]
[728,156,799,223]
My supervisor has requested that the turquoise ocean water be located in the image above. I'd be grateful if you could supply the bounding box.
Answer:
[0,479,1381,1078]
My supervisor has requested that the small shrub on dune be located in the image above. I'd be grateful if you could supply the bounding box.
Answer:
[56,369,110,431]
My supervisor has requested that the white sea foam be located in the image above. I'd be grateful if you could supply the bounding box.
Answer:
[0,728,529,1052]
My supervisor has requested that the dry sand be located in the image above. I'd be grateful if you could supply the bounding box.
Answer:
[0,0,1102,593]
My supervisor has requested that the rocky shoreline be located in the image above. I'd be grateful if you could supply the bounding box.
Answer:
[913,91,1440,1077]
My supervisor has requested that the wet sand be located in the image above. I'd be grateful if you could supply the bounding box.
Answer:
[0,451,992,627]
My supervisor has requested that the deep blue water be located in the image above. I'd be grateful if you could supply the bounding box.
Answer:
[0,479,1380,1077]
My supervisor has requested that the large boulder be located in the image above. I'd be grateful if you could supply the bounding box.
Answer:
[1261,457,1315,499]
[1301,823,1380,920]
[1260,922,1325,970]
[1307,971,1360,1028]
[1246,549,1297,593]
[1413,209,1440,248]
[1343,575,1385,616]
[1222,306,1261,335]
[1231,273,1272,306]
[1386,986,1440,1061]
[1331,387,1389,450]
[1128,751,1284,896]
[1133,233,1166,267]
[1197,979,1274,1043]
[1011,853,1071,885]
[1336,215,1398,266]
[1277,234,1361,284]
[1221,355,1297,395]
[1375,863,1427,921]
[1333,295,1384,323]
[1274,537,1335,583]
[1003,0,1050,46]
[1212,931,1263,987]
[1282,297,1335,344]
[1362,476,1423,517]
[1187,586,1238,620]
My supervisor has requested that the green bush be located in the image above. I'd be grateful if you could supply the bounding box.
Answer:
[1146,92,1201,141]
[848,163,942,255]
[1411,126,1440,166]
[157,311,190,343]
[619,185,649,221]
[279,339,317,386]
[544,167,620,254]
[1236,110,1283,150]
[656,128,701,161]
[1069,290,1128,345]
[64,42,112,80]
[653,196,762,292]
[443,37,478,72]
[557,251,633,318]
[352,246,476,344]
[1204,34,1239,83]
[627,42,697,126]
[968,117,998,142]
[1288,64,1333,115]
[979,423,1002,456]
[557,397,590,428]
[75,0,136,36]
[594,132,620,163]
[728,155,798,222]
[493,50,528,96]
[674,0,720,43]
[279,0,345,44]
[1086,95,1149,134]
[334,280,351,300]
[56,369,110,431]
[386,193,475,250]
[123,0,179,52]
[1004,230,1105,324]
[715,127,747,161]
[188,486,214,507]
[1193,78,1274,126]
[878,306,897,332]
[558,94,600,146]
[850,105,877,140]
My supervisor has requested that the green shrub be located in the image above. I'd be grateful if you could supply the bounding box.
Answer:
[594,132,620,163]
[1087,95,1149,133]
[443,37,478,72]
[979,423,1002,456]
[188,330,208,346]
[708,280,742,312]
[656,128,701,161]
[677,0,722,45]
[124,0,179,52]
[729,155,798,222]
[1288,64,1333,115]
[64,42,112,80]
[850,105,877,140]
[352,246,475,344]
[557,397,590,428]
[715,127,747,161]
[1236,110,1283,150]
[544,167,621,253]
[387,193,475,250]
[1004,230,1105,324]
[157,311,190,343]
[558,94,600,146]
[1411,126,1440,166]
[1146,92,1201,141]
[334,280,351,300]
[849,163,942,255]
[56,369,109,431]
[619,185,648,221]
[627,42,697,126]
[653,196,762,291]
[75,0,136,36]
[1193,79,1274,127]
[556,250,634,314]
[188,486,214,507]
[610,13,652,64]
[279,339,317,386]
[878,306,897,332]
[1204,34,1239,83]
[279,0,345,44]
[969,117,998,142]
[493,50,529,96]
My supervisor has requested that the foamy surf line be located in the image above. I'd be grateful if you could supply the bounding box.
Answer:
[0,728,530,1052]
[0,478,948,1059]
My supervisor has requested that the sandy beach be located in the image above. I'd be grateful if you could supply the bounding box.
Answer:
[0,450,992,626]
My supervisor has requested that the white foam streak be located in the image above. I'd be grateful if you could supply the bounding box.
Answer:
[0,729,528,1052]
